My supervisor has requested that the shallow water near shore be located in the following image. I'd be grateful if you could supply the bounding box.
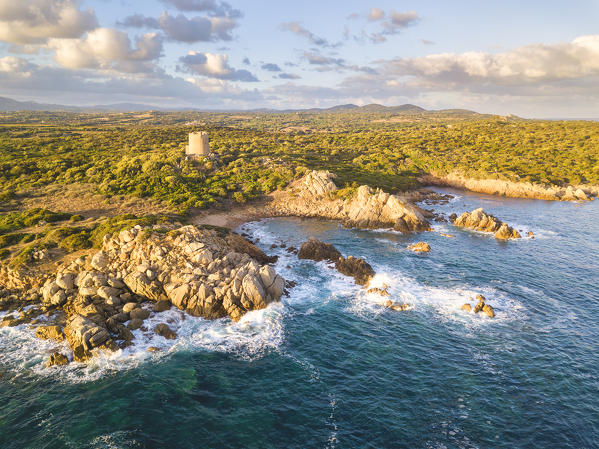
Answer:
[1,188,599,448]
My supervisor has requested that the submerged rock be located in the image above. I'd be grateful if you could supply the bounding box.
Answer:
[367,287,390,296]
[384,299,410,311]
[46,352,69,367]
[154,323,177,340]
[453,208,521,239]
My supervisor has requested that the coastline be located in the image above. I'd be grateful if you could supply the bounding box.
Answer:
[419,173,598,201]
[190,198,275,230]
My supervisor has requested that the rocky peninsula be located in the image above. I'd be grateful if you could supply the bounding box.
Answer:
[0,223,285,364]
[269,170,431,233]
[421,173,597,202]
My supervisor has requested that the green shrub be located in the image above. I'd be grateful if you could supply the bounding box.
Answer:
[0,209,72,235]
[0,189,16,202]
[58,231,92,252]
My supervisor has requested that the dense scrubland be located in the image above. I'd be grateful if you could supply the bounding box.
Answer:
[0,109,597,266]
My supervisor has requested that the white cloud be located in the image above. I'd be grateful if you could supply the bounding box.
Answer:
[49,28,163,73]
[280,22,339,48]
[368,8,385,21]
[0,56,35,74]
[0,55,263,107]
[159,0,241,17]
[383,34,599,84]
[179,51,258,81]
[0,0,97,44]
[303,51,376,74]
[346,8,420,44]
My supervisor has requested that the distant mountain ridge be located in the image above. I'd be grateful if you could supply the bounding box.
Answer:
[0,96,475,115]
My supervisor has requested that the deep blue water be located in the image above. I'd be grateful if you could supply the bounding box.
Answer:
[1,189,599,448]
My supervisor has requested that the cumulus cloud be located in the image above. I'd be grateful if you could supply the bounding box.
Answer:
[382,35,599,85]
[49,28,163,73]
[159,0,241,17]
[119,11,236,42]
[280,22,340,48]
[179,51,258,81]
[0,55,263,107]
[0,0,97,44]
[261,63,281,72]
[0,56,36,74]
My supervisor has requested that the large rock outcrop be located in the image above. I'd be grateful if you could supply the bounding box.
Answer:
[3,223,285,363]
[298,237,342,262]
[335,256,375,286]
[452,208,521,239]
[298,238,375,286]
[421,174,596,202]
[270,170,430,233]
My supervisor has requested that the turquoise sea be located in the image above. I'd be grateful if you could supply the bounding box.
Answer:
[1,189,598,448]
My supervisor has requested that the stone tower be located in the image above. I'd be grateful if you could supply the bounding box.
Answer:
[186,131,210,158]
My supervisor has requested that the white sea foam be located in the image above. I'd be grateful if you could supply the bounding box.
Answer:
[346,264,524,328]
[0,217,525,382]
[0,301,286,383]
[245,219,525,329]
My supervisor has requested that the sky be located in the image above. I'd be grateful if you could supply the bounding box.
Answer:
[0,0,598,117]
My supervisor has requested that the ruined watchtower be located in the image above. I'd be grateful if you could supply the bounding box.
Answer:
[185,131,210,159]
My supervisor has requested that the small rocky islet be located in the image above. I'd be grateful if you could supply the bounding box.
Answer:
[461,294,495,318]
[0,171,514,367]
[451,207,522,239]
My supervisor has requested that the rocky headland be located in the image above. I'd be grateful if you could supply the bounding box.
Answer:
[269,170,431,233]
[452,208,522,239]
[0,223,285,365]
[420,173,597,202]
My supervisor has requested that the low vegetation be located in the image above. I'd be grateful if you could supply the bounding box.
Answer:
[0,109,597,267]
